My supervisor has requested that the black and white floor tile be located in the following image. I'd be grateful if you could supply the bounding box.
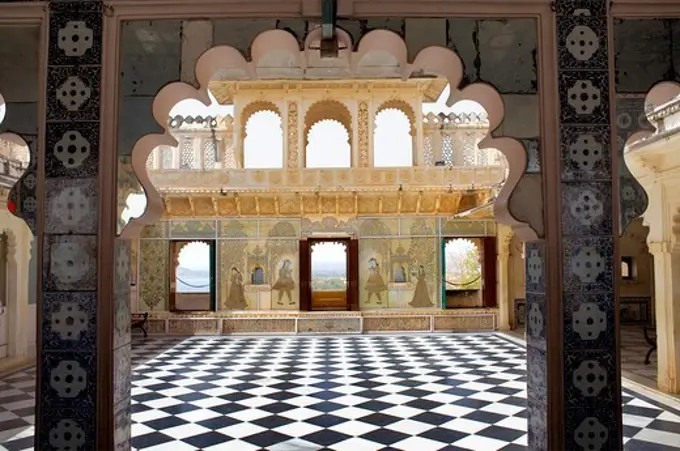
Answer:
[2,334,680,450]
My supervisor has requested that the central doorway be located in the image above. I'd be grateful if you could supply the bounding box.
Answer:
[169,240,217,312]
[300,238,359,311]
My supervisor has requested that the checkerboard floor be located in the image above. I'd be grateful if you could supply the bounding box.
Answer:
[2,334,680,450]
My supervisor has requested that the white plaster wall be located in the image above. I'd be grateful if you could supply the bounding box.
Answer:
[0,208,36,365]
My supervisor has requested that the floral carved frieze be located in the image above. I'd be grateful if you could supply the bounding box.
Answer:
[150,166,504,192]
[162,189,494,218]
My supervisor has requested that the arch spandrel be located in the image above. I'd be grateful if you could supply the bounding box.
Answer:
[303,99,353,137]
[126,27,533,240]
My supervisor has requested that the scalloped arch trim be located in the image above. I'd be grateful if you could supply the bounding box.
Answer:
[123,28,529,239]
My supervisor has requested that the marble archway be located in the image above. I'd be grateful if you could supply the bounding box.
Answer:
[13,2,656,450]
[122,28,530,240]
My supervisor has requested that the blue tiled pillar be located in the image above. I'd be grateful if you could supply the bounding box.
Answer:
[525,1,623,449]
[36,1,131,449]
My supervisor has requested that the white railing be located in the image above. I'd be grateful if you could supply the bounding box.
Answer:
[147,112,505,171]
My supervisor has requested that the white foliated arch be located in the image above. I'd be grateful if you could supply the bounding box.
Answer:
[625,81,680,249]
[123,28,530,240]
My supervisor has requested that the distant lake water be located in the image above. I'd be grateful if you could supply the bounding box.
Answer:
[177,277,211,293]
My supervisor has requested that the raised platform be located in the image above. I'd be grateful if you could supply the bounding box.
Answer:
[137,308,498,335]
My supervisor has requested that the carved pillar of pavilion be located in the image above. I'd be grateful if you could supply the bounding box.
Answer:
[357,99,370,167]
[525,1,623,449]
[286,100,300,168]
[648,240,680,393]
[414,97,424,166]
[35,1,132,449]
[496,224,513,331]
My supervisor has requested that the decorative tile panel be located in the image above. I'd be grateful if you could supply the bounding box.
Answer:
[43,235,98,292]
[168,319,220,334]
[223,318,296,334]
[40,351,96,409]
[298,318,362,334]
[552,1,622,449]
[45,122,100,178]
[38,1,112,449]
[42,292,97,351]
[38,409,96,451]
[363,316,430,332]
[432,314,495,331]
[45,178,98,234]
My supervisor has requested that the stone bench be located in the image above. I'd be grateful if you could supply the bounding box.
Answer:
[643,327,656,365]
[132,312,149,338]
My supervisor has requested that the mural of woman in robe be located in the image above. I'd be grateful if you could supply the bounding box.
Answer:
[226,267,247,309]
[273,259,295,305]
[409,265,433,308]
[365,257,388,304]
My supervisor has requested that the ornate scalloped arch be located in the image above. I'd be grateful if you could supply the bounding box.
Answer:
[241,100,281,128]
[240,99,283,154]
[123,28,530,240]
[375,99,416,135]
[304,99,353,140]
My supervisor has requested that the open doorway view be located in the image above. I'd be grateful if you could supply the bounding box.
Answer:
[443,238,483,308]
[170,240,216,311]
[309,240,350,311]
[442,237,497,310]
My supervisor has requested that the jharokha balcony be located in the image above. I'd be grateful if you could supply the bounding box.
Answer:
[134,78,508,220]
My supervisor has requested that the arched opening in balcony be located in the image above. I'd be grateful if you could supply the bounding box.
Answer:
[373,101,414,167]
[306,119,351,168]
[242,101,284,169]
[304,100,352,168]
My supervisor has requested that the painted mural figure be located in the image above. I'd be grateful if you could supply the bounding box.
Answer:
[251,266,265,285]
[273,259,295,306]
[226,267,248,309]
[409,265,433,308]
[365,258,387,304]
[394,264,406,283]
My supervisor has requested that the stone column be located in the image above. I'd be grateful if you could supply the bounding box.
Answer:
[286,101,300,168]
[496,225,512,331]
[414,97,424,166]
[648,241,680,393]
[525,1,623,449]
[36,1,131,449]
[357,99,370,167]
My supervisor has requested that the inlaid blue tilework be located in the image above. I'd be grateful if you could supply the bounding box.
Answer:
[524,240,547,449]
[556,1,622,450]
[38,1,114,449]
